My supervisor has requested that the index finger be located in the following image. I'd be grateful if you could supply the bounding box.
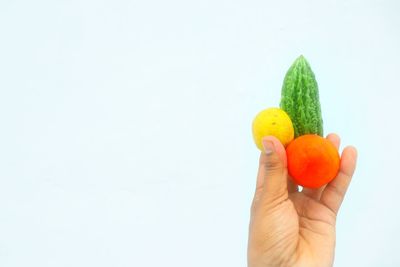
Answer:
[320,146,358,214]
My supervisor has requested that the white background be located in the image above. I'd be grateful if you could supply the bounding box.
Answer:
[0,0,399,266]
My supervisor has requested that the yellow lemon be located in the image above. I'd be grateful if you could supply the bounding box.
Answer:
[252,107,294,150]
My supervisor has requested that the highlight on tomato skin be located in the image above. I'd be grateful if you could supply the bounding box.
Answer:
[286,134,340,189]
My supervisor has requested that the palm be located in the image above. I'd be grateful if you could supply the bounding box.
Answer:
[289,192,337,267]
[248,134,357,267]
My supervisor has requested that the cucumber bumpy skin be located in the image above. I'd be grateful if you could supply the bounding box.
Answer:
[280,55,323,138]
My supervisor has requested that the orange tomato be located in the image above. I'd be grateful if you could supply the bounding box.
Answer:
[286,134,340,188]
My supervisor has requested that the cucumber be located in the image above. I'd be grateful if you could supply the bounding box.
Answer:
[279,55,323,138]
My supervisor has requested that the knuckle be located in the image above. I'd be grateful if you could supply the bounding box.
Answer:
[261,159,283,174]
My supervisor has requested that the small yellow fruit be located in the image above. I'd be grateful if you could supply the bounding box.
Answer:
[252,107,294,150]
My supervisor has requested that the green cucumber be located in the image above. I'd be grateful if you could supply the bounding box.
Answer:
[280,55,323,138]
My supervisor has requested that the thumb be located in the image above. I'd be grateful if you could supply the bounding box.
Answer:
[257,136,288,202]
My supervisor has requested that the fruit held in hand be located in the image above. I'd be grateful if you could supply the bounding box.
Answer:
[252,107,294,150]
[280,55,324,138]
[286,134,340,188]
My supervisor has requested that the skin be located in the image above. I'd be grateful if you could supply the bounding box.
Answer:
[248,133,358,267]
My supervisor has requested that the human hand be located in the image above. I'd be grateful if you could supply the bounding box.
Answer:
[248,134,357,267]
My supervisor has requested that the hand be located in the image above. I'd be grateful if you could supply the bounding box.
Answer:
[248,134,357,267]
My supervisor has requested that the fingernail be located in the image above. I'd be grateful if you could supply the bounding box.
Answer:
[262,139,275,155]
